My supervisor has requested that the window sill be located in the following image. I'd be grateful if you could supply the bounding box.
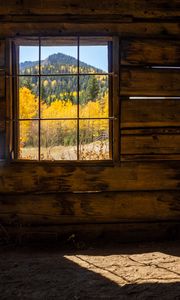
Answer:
[0,158,116,168]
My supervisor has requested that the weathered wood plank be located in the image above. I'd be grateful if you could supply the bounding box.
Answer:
[0,22,180,38]
[121,99,180,128]
[121,39,180,66]
[0,161,179,193]
[121,68,180,96]
[121,154,180,161]
[1,0,180,17]
[1,222,180,243]
[0,191,179,225]
[121,128,180,155]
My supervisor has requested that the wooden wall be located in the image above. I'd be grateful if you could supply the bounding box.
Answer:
[0,0,180,242]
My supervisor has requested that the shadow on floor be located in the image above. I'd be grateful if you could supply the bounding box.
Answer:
[0,242,180,299]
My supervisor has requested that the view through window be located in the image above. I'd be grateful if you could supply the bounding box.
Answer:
[15,37,113,161]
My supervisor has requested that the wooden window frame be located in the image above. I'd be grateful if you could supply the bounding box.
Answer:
[6,35,120,165]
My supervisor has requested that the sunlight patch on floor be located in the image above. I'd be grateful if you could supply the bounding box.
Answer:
[65,252,180,285]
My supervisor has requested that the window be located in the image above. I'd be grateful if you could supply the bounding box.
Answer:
[11,36,118,161]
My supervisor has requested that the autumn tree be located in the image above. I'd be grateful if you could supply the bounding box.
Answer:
[19,87,38,144]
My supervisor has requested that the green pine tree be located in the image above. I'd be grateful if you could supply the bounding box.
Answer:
[86,76,99,101]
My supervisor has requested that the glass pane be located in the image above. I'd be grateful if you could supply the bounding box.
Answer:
[79,75,109,118]
[79,38,109,74]
[18,120,38,160]
[19,46,39,75]
[41,37,78,74]
[40,120,77,160]
[79,119,109,160]
[40,76,77,118]
[19,76,39,119]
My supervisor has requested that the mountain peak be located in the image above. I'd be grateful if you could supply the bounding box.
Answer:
[20,52,102,72]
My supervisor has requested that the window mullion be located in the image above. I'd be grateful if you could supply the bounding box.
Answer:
[13,41,19,160]
[77,36,80,160]
[112,36,120,163]
[38,37,41,161]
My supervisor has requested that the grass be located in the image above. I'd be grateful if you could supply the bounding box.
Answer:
[20,140,109,161]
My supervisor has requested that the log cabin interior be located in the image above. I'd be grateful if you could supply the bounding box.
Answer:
[0,0,180,244]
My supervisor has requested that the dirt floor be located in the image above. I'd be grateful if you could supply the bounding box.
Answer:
[0,240,180,299]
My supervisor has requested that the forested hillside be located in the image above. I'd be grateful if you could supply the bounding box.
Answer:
[20,52,108,104]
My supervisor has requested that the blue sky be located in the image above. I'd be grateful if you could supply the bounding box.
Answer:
[20,46,108,71]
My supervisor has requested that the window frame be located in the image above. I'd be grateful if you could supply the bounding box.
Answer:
[7,35,120,164]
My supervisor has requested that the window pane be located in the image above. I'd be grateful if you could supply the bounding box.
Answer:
[19,46,39,75]
[40,76,77,118]
[79,75,109,118]
[18,120,38,160]
[79,119,109,160]
[41,37,78,74]
[19,76,39,119]
[79,38,109,74]
[40,120,77,160]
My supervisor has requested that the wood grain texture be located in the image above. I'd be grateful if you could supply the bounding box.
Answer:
[121,154,180,161]
[0,1,180,234]
[0,161,179,193]
[121,68,180,96]
[1,222,180,243]
[121,39,180,66]
[121,128,180,155]
[1,0,180,17]
[121,99,180,128]
[0,190,180,225]
[0,22,180,38]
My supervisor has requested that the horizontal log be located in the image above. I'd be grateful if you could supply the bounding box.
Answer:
[0,161,179,193]
[0,190,180,225]
[1,222,180,243]
[1,22,180,38]
[121,99,180,128]
[121,39,180,66]
[121,68,180,96]
[0,0,180,17]
[122,127,180,135]
[121,154,180,161]
[121,128,180,155]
